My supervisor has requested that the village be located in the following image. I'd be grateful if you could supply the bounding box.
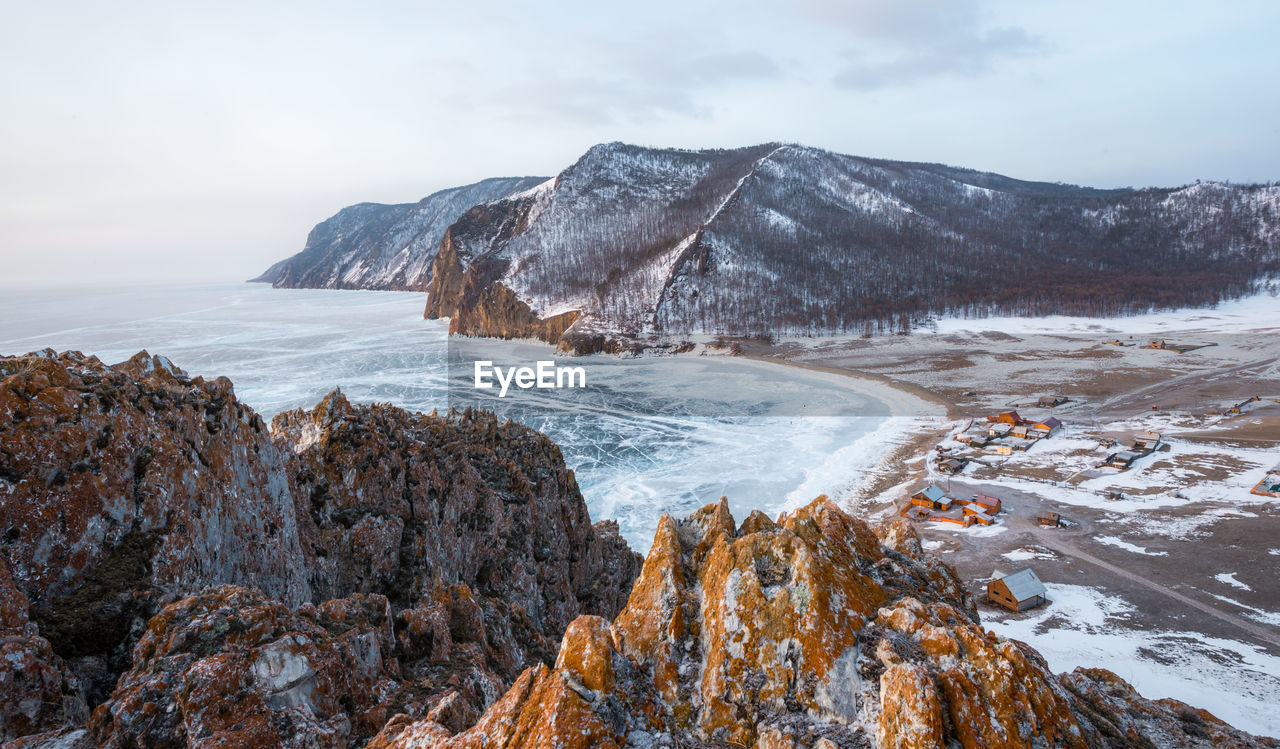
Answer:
[763,301,1280,729]
[892,390,1280,615]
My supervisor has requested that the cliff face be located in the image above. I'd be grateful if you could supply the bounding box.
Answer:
[87,586,402,747]
[1,553,87,744]
[422,143,780,351]
[253,177,548,291]
[372,500,1278,749]
[422,185,580,342]
[0,350,639,746]
[0,349,317,722]
[271,388,642,640]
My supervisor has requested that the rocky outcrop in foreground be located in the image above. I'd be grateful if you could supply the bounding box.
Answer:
[372,500,1276,749]
[0,350,639,746]
[1,350,1274,747]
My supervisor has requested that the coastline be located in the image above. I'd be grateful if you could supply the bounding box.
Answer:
[734,346,954,515]
[740,347,960,419]
[449,335,954,549]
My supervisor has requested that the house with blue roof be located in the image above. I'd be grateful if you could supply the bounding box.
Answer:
[910,484,952,511]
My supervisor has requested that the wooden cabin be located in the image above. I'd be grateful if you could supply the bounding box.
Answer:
[1147,339,1213,354]
[993,444,1013,456]
[1131,431,1161,451]
[958,433,989,447]
[1010,425,1031,439]
[971,493,1002,513]
[1036,511,1061,527]
[1037,395,1069,408]
[1033,417,1063,436]
[988,423,1012,439]
[911,484,952,511]
[1105,450,1142,469]
[938,457,968,475]
[963,505,996,525]
[987,569,1048,612]
[991,410,1025,425]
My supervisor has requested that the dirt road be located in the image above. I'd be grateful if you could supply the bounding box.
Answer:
[1031,530,1280,649]
[940,477,1280,650]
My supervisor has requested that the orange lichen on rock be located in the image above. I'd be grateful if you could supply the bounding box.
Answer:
[414,663,622,749]
[876,662,945,749]
[554,616,618,694]
[380,612,669,749]
[378,497,1279,749]
[612,513,686,704]
[694,497,888,742]
[86,585,395,747]
[875,596,1089,748]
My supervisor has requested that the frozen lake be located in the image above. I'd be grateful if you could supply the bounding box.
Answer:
[0,282,937,550]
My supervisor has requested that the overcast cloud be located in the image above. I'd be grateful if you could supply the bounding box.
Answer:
[0,0,1277,284]
[802,0,1044,89]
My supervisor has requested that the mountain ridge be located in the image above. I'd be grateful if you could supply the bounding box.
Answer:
[252,175,548,290]
[259,142,1280,352]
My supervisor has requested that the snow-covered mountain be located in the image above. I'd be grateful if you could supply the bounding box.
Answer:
[253,176,546,290]
[261,143,1280,351]
[424,142,1279,351]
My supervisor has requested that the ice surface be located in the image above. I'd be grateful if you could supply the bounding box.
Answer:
[0,283,449,417]
[0,283,933,551]
[447,336,939,548]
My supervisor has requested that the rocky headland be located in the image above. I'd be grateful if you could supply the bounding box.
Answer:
[252,177,548,291]
[0,350,1273,748]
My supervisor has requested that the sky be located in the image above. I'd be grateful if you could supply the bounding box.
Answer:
[1,0,1278,285]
